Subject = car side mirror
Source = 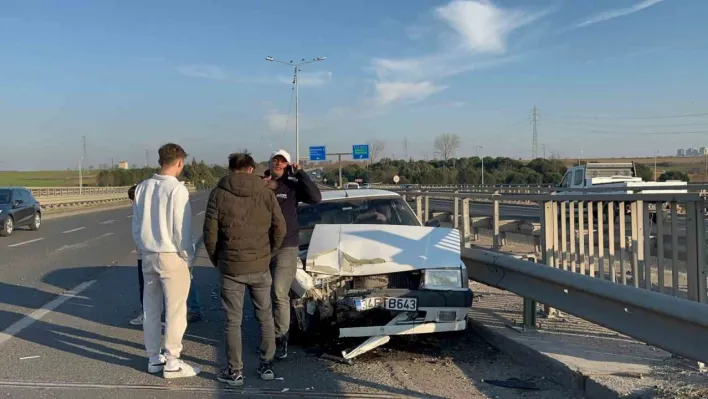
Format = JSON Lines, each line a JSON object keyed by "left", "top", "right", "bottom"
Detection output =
{"left": 12, "top": 200, "right": 23, "bottom": 208}
{"left": 424, "top": 219, "right": 441, "bottom": 227}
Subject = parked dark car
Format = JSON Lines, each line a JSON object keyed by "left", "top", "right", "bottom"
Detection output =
{"left": 0, "top": 188, "right": 42, "bottom": 237}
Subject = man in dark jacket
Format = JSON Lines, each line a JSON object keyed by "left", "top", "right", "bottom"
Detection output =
{"left": 203, "top": 153, "right": 286, "bottom": 386}
{"left": 265, "top": 149, "right": 321, "bottom": 359}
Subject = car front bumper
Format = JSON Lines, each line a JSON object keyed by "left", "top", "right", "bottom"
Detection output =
{"left": 338, "top": 287, "right": 473, "bottom": 338}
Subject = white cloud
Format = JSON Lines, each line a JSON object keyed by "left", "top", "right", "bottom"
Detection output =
{"left": 574, "top": 0, "right": 665, "bottom": 29}
{"left": 265, "top": 111, "right": 290, "bottom": 133}
{"left": 369, "top": 1, "right": 546, "bottom": 107}
{"left": 375, "top": 81, "right": 447, "bottom": 105}
{"left": 435, "top": 0, "right": 542, "bottom": 54}
{"left": 176, "top": 64, "right": 231, "bottom": 81}
{"left": 276, "top": 71, "right": 332, "bottom": 87}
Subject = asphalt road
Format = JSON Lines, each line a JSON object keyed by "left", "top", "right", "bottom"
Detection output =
{"left": 0, "top": 191, "right": 579, "bottom": 399}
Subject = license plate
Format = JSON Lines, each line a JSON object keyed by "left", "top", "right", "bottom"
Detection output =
{"left": 384, "top": 297, "right": 417, "bottom": 311}
{"left": 353, "top": 297, "right": 417, "bottom": 311}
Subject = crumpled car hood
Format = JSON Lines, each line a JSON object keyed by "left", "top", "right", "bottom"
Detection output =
{"left": 304, "top": 224, "right": 461, "bottom": 276}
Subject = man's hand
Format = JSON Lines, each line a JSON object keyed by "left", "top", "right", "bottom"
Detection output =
{"left": 291, "top": 163, "right": 300, "bottom": 172}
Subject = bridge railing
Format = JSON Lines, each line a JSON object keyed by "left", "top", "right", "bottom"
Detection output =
{"left": 27, "top": 183, "right": 197, "bottom": 198}
{"left": 463, "top": 247, "right": 708, "bottom": 364}
{"left": 401, "top": 189, "right": 708, "bottom": 306}
{"left": 378, "top": 183, "right": 708, "bottom": 195}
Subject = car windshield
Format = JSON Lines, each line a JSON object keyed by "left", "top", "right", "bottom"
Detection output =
{"left": 0, "top": 189, "right": 10, "bottom": 204}
{"left": 297, "top": 197, "right": 420, "bottom": 249}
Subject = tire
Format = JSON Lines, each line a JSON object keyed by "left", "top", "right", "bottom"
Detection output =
{"left": 0, "top": 216, "right": 14, "bottom": 237}
{"left": 29, "top": 212, "right": 41, "bottom": 231}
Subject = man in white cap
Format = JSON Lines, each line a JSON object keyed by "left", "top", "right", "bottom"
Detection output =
{"left": 264, "top": 149, "right": 321, "bottom": 359}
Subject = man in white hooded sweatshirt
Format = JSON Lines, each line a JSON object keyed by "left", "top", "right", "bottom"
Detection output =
{"left": 132, "top": 143, "right": 199, "bottom": 378}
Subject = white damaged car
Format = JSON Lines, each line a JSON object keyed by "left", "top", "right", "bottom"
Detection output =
{"left": 290, "top": 189, "right": 473, "bottom": 361}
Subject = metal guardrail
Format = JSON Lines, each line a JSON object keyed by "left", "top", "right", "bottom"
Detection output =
{"left": 378, "top": 183, "right": 708, "bottom": 195}
{"left": 462, "top": 248, "right": 708, "bottom": 364}
{"left": 400, "top": 189, "right": 708, "bottom": 306}
{"left": 27, "top": 184, "right": 197, "bottom": 198}
{"left": 29, "top": 186, "right": 131, "bottom": 197}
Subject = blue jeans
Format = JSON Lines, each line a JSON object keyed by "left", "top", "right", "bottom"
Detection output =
{"left": 187, "top": 281, "right": 201, "bottom": 313}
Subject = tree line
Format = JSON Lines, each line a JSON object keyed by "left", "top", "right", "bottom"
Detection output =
{"left": 95, "top": 158, "right": 229, "bottom": 189}
{"left": 322, "top": 157, "right": 691, "bottom": 186}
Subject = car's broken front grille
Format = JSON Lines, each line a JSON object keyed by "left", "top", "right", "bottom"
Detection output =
{"left": 352, "top": 272, "right": 421, "bottom": 290}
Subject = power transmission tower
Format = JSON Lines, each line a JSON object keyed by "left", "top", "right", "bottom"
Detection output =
{"left": 531, "top": 105, "right": 538, "bottom": 159}
{"left": 145, "top": 150, "right": 149, "bottom": 167}
{"left": 404, "top": 137, "right": 409, "bottom": 160}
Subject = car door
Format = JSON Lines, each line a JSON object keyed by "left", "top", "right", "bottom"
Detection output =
{"left": 13, "top": 190, "right": 32, "bottom": 225}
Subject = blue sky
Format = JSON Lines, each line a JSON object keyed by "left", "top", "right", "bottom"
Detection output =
{"left": 2, "top": 0, "right": 708, "bottom": 170}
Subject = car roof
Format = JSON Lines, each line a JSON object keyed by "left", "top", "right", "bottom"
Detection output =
{"left": 318, "top": 189, "right": 401, "bottom": 202}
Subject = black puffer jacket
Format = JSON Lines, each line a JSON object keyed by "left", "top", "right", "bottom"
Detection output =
{"left": 266, "top": 168, "right": 322, "bottom": 248}
{"left": 203, "top": 172, "right": 286, "bottom": 276}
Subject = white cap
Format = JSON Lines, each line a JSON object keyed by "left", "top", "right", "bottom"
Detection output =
{"left": 270, "top": 149, "right": 291, "bottom": 163}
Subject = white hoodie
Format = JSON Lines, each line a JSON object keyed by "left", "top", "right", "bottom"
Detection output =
{"left": 132, "top": 174, "right": 195, "bottom": 261}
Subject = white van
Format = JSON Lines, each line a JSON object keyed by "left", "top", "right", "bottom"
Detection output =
{"left": 344, "top": 182, "right": 360, "bottom": 190}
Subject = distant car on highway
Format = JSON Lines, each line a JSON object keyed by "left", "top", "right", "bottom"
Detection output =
{"left": 0, "top": 188, "right": 42, "bottom": 237}
{"left": 291, "top": 189, "right": 471, "bottom": 360}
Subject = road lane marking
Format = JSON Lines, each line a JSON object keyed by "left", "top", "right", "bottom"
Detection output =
{"left": 62, "top": 227, "right": 85, "bottom": 234}
{"left": 7, "top": 238, "right": 44, "bottom": 248}
{"left": 197, "top": 211, "right": 205, "bottom": 216}
{"left": 100, "top": 220, "right": 116, "bottom": 225}
{"left": 0, "top": 280, "right": 96, "bottom": 347}
{"left": 126, "top": 215, "right": 133, "bottom": 219}
{"left": 54, "top": 232, "right": 114, "bottom": 253}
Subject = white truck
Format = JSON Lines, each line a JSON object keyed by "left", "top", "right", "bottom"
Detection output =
{"left": 556, "top": 162, "right": 688, "bottom": 221}
{"left": 557, "top": 162, "right": 687, "bottom": 193}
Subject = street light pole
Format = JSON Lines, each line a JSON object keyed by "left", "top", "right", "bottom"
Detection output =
{"left": 266, "top": 56, "right": 326, "bottom": 164}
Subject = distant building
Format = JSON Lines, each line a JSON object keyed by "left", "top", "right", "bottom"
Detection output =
{"left": 677, "top": 149, "right": 685, "bottom": 157}
{"left": 118, "top": 161, "right": 129, "bottom": 169}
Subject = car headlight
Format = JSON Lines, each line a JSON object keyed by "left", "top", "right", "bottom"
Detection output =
{"left": 421, "top": 269, "right": 463, "bottom": 290}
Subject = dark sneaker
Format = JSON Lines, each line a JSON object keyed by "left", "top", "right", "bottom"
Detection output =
{"left": 257, "top": 362, "right": 275, "bottom": 381}
{"left": 275, "top": 337, "right": 288, "bottom": 360}
{"left": 217, "top": 368, "right": 244, "bottom": 386}
{"left": 187, "top": 311, "right": 202, "bottom": 323}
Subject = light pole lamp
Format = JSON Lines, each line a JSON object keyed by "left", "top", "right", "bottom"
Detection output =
{"left": 475, "top": 146, "right": 484, "bottom": 185}
{"left": 265, "top": 56, "right": 326, "bottom": 164}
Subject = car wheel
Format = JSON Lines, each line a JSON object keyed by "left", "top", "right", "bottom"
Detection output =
{"left": 0, "top": 216, "right": 13, "bottom": 237}
{"left": 29, "top": 212, "right": 41, "bottom": 231}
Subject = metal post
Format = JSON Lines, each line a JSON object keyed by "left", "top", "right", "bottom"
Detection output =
{"left": 424, "top": 195, "right": 430, "bottom": 223}
{"left": 685, "top": 200, "right": 704, "bottom": 302}
{"left": 453, "top": 190, "right": 460, "bottom": 228}
{"left": 338, "top": 154, "right": 342, "bottom": 188}
{"left": 416, "top": 196, "right": 423, "bottom": 223}
{"left": 79, "top": 158, "right": 83, "bottom": 195}
{"left": 492, "top": 191, "right": 500, "bottom": 250}
{"left": 294, "top": 65, "right": 299, "bottom": 164}
{"left": 462, "top": 198, "right": 470, "bottom": 247}
{"left": 541, "top": 200, "right": 559, "bottom": 318}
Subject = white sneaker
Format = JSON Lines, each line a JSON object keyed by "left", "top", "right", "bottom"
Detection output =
{"left": 147, "top": 354, "right": 167, "bottom": 373}
{"left": 130, "top": 313, "right": 144, "bottom": 325}
{"left": 163, "top": 360, "right": 200, "bottom": 379}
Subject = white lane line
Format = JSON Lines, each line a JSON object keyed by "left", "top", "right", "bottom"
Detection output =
{"left": 55, "top": 232, "right": 114, "bottom": 253}
{"left": 0, "top": 280, "right": 96, "bottom": 347}
{"left": 126, "top": 215, "right": 133, "bottom": 219}
{"left": 100, "top": 220, "right": 116, "bottom": 225}
{"left": 7, "top": 238, "right": 44, "bottom": 248}
{"left": 62, "top": 227, "right": 85, "bottom": 234}
{"left": 197, "top": 211, "right": 205, "bottom": 216}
